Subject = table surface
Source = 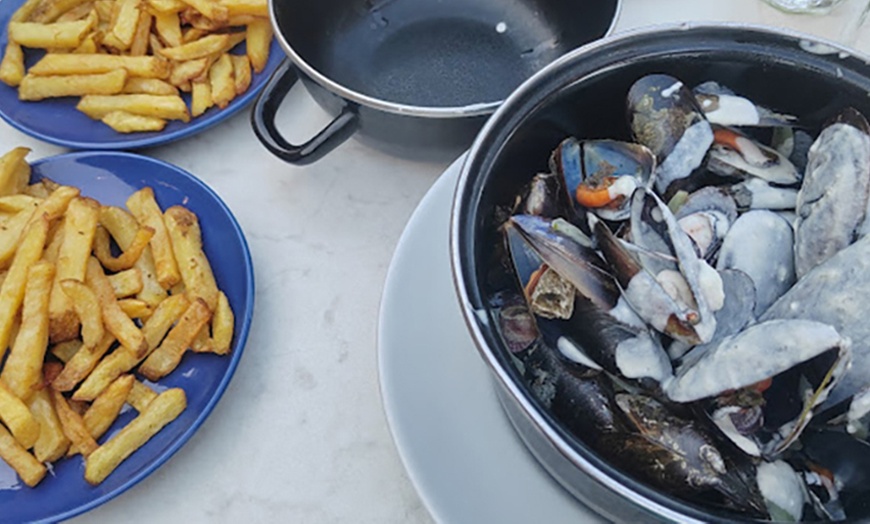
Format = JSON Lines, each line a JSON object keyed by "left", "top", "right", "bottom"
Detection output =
{"left": 1, "top": 1, "right": 869, "bottom": 522}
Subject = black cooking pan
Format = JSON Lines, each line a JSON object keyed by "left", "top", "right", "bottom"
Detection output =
{"left": 252, "top": 0, "right": 621, "bottom": 164}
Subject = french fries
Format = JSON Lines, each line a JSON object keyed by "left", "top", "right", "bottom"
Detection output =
{"left": 85, "top": 388, "right": 186, "bottom": 484}
{"left": 0, "top": 148, "right": 235, "bottom": 488}
{"left": 1, "top": 0, "right": 273, "bottom": 130}
{"left": 0, "top": 261, "right": 54, "bottom": 400}
{"left": 0, "top": 423, "right": 45, "bottom": 487}
{"left": 127, "top": 187, "right": 180, "bottom": 288}
{"left": 18, "top": 69, "right": 128, "bottom": 100}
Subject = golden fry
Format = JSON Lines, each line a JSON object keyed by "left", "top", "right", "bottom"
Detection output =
{"left": 0, "top": 423, "right": 46, "bottom": 487}
{"left": 146, "top": 0, "right": 186, "bottom": 13}
{"left": 49, "top": 196, "right": 98, "bottom": 344}
{"left": 60, "top": 280, "right": 105, "bottom": 349}
{"left": 51, "top": 333, "right": 115, "bottom": 392}
{"left": 55, "top": 2, "right": 95, "bottom": 23}
{"left": 72, "top": 33, "right": 99, "bottom": 54}
{"left": 158, "top": 33, "right": 229, "bottom": 61}
{"left": 0, "top": 216, "right": 49, "bottom": 363}
{"left": 190, "top": 79, "right": 212, "bottom": 117}
{"left": 110, "top": 0, "right": 142, "bottom": 49}
{"left": 220, "top": 0, "right": 266, "bottom": 17}
{"left": 164, "top": 206, "right": 218, "bottom": 310}
{"left": 29, "top": 53, "right": 171, "bottom": 79}
{"left": 77, "top": 94, "right": 190, "bottom": 122}
{"left": 0, "top": 147, "right": 31, "bottom": 198}
{"left": 0, "top": 42, "right": 26, "bottom": 87}
{"left": 1, "top": 261, "right": 54, "bottom": 400}
{"left": 126, "top": 380, "right": 157, "bottom": 412}
{"left": 129, "top": 10, "right": 152, "bottom": 56}
{"left": 31, "top": 0, "right": 94, "bottom": 23}
{"left": 18, "top": 70, "right": 128, "bottom": 101}
{"left": 179, "top": 0, "right": 227, "bottom": 22}
{"left": 52, "top": 388, "right": 99, "bottom": 457}
{"left": 122, "top": 77, "right": 177, "bottom": 96}
{"left": 246, "top": 18, "right": 271, "bottom": 73}
{"left": 27, "top": 388, "right": 70, "bottom": 462}
{"left": 0, "top": 381, "right": 40, "bottom": 450}
{"left": 70, "top": 374, "right": 134, "bottom": 455}
{"left": 211, "top": 290, "right": 233, "bottom": 354}
{"left": 126, "top": 187, "right": 180, "bottom": 289}
{"left": 153, "top": 11, "right": 182, "bottom": 47}
{"left": 168, "top": 57, "right": 208, "bottom": 86}
{"left": 231, "top": 54, "right": 250, "bottom": 95}
{"left": 86, "top": 257, "right": 147, "bottom": 356}
{"left": 50, "top": 339, "right": 82, "bottom": 363}
{"left": 0, "top": 195, "right": 40, "bottom": 213}
{"left": 74, "top": 293, "right": 189, "bottom": 400}
{"left": 118, "top": 298, "right": 152, "bottom": 319}
{"left": 100, "top": 206, "right": 166, "bottom": 306}
{"left": 0, "top": 207, "right": 38, "bottom": 268}
{"left": 85, "top": 388, "right": 186, "bottom": 484}
{"left": 208, "top": 53, "right": 234, "bottom": 109}
{"left": 8, "top": 15, "right": 96, "bottom": 49}
{"left": 108, "top": 268, "right": 143, "bottom": 298}
{"left": 94, "top": 224, "right": 155, "bottom": 272}
{"left": 139, "top": 298, "right": 211, "bottom": 380}
{"left": 101, "top": 111, "right": 167, "bottom": 133}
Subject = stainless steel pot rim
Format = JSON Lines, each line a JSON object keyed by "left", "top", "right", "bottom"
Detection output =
{"left": 449, "top": 21, "right": 870, "bottom": 522}
{"left": 266, "top": 0, "right": 622, "bottom": 118}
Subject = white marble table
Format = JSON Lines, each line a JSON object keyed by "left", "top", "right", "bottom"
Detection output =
{"left": 1, "top": 0, "right": 868, "bottom": 522}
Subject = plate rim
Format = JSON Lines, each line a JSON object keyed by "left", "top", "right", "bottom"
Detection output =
{"left": 0, "top": 0, "right": 282, "bottom": 151}
{"left": 18, "top": 150, "right": 255, "bottom": 523}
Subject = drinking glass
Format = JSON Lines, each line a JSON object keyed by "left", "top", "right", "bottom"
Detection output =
{"left": 760, "top": 0, "right": 870, "bottom": 48}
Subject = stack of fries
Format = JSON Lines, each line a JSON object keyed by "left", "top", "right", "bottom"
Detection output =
{"left": 0, "top": 146, "right": 234, "bottom": 487}
{"left": 0, "top": 0, "right": 272, "bottom": 133}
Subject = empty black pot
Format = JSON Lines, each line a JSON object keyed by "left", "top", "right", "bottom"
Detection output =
{"left": 252, "top": 0, "right": 620, "bottom": 164}
{"left": 451, "top": 23, "right": 870, "bottom": 523}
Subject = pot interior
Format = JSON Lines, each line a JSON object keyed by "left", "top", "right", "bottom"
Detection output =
{"left": 455, "top": 26, "right": 870, "bottom": 522}
{"left": 272, "top": 0, "right": 618, "bottom": 107}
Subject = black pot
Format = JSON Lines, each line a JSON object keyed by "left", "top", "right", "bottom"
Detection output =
{"left": 451, "top": 23, "right": 870, "bottom": 523}
{"left": 252, "top": 0, "right": 620, "bottom": 164}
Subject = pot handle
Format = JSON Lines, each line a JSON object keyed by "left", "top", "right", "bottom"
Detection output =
{"left": 252, "top": 59, "right": 360, "bottom": 165}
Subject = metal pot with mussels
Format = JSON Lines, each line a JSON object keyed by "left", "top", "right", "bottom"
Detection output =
{"left": 452, "top": 24, "right": 870, "bottom": 523}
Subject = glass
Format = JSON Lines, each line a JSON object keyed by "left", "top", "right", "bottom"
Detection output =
{"left": 763, "top": 0, "right": 849, "bottom": 13}
{"left": 760, "top": 0, "right": 870, "bottom": 48}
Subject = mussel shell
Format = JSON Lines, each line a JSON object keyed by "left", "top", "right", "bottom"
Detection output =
{"left": 507, "top": 215, "right": 618, "bottom": 310}
{"left": 716, "top": 210, "right": 795, "bottom": 317}
{"left": 706, "top": 126, "right": 801, "bottom": 186}
{"left": 794, "top": 107, "right": 870, "bottom": 278}
{"left": 550, "top": 138, "right": 656, "bottom": 221}
{"left": 763, "top": 233, "right": 870, "bottom": 411}
{"left": 693, "top": 81, "right": 797, "bottom": 128}
{"left": 627, "top": 74, "right": 713, "bottom": 195}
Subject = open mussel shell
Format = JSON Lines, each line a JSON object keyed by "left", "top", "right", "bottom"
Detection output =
{"left": 621, "top": 189, "right": 722, "bottom": 344}
{"left": 672, "top": 186, "right": 738, "bottom": 261}
{"left": 707, "top": 126, "right": 801, "bottom": 186}
{"left": 549, "top": 138, "right": 656, "bottom": 221}
{"left": 665, "top": 319, "right": 851, "bottom": 459}
{"left": 506, "top": 214, "right": 616, "bottom": 308}
{"left": 693, "top": 81, "right": 797, "bottom": 128}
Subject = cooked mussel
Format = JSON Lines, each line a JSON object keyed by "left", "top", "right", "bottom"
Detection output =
{"left": 666, "top": 319, "right": 851, "bottom": 459}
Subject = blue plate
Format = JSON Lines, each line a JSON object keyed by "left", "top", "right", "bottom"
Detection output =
{"left": 0, "top": 151, "right": 255, "bottom": 523}
{"left": 0, "top": 0, "right": 283, "bottom": 150}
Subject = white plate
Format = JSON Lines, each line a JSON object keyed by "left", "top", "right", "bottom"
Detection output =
{"left": 378, "top": 155, "right": 606, "bottom": 523}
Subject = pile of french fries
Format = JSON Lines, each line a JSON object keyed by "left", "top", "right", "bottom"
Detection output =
{"left": 0, "top": 0, "right": 272, "bottom": 133}
{"left": 0, "top": 146, "right": 234, "bottom": 487}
